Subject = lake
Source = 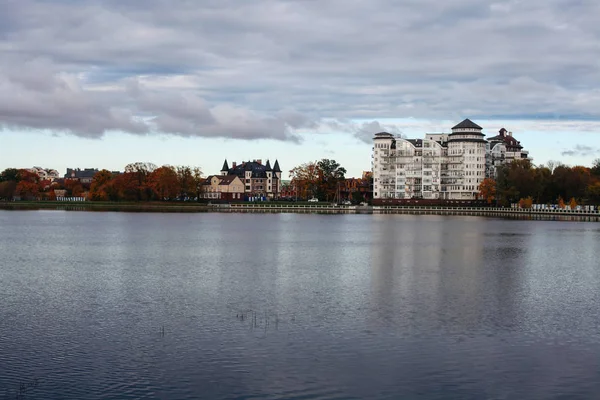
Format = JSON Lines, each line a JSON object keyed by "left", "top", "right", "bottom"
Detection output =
{"left": 1, "top": 211, "right": 600, "bottom": 399}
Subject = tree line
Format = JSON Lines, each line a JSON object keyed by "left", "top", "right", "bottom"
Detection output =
{"left": 288, "top": 158, "right": 364, "bottom": 202}
{"left": 479, "top": 159, "right": 600, "bottom": 207}
{"left": 0, "top": 163, "right": 204, "bottom": 201}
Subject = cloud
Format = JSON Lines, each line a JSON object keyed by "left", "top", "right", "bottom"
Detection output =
{"left": 561, "top": 144, "right": 600, "bottom": 157}
{"left": 1, "top": 0, "right": 600, "bottom": 141}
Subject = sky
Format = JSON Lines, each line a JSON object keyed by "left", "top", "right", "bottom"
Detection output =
{"left": 1, "top": 0, "right": 600, "bottom": 179}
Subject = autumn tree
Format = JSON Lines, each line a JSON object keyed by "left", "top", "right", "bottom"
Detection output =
{"left": 176, "top": 166, "right": 196, "bottom": 200}
{"left": 569, "top": 197, "right": 578, "bottom": 209}
{"left": 518, "top": 196, "right": 533, "bottom": 209}
{"left": 478, "top": 178, "right": 496, "bottom": 205}
{"left": 149, "top": 166, "right": 179, "bottom": 200}
{"left": 124, "top": 162, "right": 157, "bottom": 201}
{"left": 89, "top": 170, "right": 114, "bottom": 201}
{"left": 192, "top": 167, "right": 204, "bottom": 200}
{"left": 0, "top": 181, "right": 17, "bottom": 200}
{"left": 289, "top": 162, "right": 320, "bottom": 199}
{"left": 16, "top": 181, "right": 39, "bottom": 199}
{"left": 557, "top": 196, "right": 566, "bottom": 209}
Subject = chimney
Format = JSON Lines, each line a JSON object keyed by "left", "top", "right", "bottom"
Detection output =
{"left": 232, "top": 162, "right": 237, "bottom": 168}
{"left": 509, "top": 132, "right": 512, "bottom": 137}
{"left": 257, "top": 159, "right": 262, "bottom": 165}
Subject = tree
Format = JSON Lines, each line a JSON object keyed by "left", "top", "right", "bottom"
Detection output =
{"left": 586, "top": 181, "right": 600, "bottom": 203}
{"left": 558, "top": 196, "right": 566, "bottom": 209}
{"left": 124, "top": 162, "right": 157, "bottom": 201}
{"left": 0, "top": 168, "right": 19, "bottom": 182}
{"left": 478, "top": 178, "right": 496, "bottom": 205}
{"left": 148, "top": 166, "right": 179, "bottom": 200}
{"left": 591, "top": 159, "right": 600, "bottom": 177}
{"left": 192, "top": 167, "right": 204, "bottom": 201}
{"left": 351, "top": 190, "right": 364, "bottom": 204}
{"left": 316, "top": 159, "right": 346, "bottom": 201}
{"left": 16, "top": 181, "right": 39, "bottom": 199}
{"left": 89, "top": 170, "right": 114, "bottom": 201}
{"left": 518, "top": 197, "right": 533, "bottom": 209}
{"left": 0, "top": 181, "right": 17, "bottom": 200}
{"left": 176, "top": 166, "right": 195, "bottom": 200}
{"left": 569, "top": 197, "right": 578, "bottom": 209}
{"left": 289, "top": 162, "right": 320, "bottom": 200}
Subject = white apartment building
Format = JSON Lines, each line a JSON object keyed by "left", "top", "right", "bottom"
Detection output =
{"left": 372, "top": 119, "right": 529, "bottom": 201}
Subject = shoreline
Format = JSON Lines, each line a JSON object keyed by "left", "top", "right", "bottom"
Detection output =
{"left": 1, "top": 201, "right": 599, "bottom": 221}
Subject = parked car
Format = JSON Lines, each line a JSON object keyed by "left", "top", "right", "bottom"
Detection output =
{"left": 308, "top": 198, "right": 319, "bottom": 203}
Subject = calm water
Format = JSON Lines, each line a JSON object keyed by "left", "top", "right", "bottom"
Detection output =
{"left": 1, "top": 211, "right": 600, "bottom": 399}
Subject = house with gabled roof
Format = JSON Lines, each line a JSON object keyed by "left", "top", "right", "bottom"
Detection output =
{"left": 219, "top": 158, "right": 282, "bottom": 198}
{"left": 200, "top": 174, "right": 244, "bottom": 201}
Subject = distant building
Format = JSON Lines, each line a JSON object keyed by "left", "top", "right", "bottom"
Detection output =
{"left": 219, "top": 159, "right": 282, "bottom": 198}
{"left": 28, "top": 167, "right": 60, "bottom": 181}
{"left": 372, "top": 119, "right": 530, "bottom": 201}
{"left": 200, "top": 175, "right": 245, "bottom": 201}
{"left": 64, "top": 168, "right": 99, "bottom": 184}
{"left": 486, "top": 128, "right": 530, "bottom": 178}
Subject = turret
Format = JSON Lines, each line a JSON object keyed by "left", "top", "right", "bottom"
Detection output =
{"left": 220, "top": 159, "right": 229, "bottom": 176}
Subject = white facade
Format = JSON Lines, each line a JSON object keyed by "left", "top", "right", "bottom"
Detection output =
{"left": 372, "top": 119, "right": 529, "bottom": 201}
{"left": 27, "top": 167, "right": 60, "bottom": 181}
{"left": 486, "top": 128, "right": 530, "bottom": 178}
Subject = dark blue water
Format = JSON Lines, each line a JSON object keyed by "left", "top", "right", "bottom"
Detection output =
{"left": 1, "top": 211, "right": 600, "bottom": 399}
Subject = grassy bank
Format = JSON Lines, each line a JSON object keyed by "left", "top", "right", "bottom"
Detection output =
{"left": 0, "top": 201, "right": 212, "bottom": 213}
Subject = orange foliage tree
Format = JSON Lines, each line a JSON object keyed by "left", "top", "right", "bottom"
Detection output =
{"left": 90, "top": 170, "right": 114, "bottom": 201}
{"left": 149, "top": 166, "right": 179, "bottom": 200}
{"left": 16, "top": 181, "right": 39, "bottom": 199}
{"left": 478, "top": 178, "right": 496, "bottom": 205}
{"left": 557, "top": 196, "right": 566, "bottom": 209}
{"left": 289, "top": 162, "right": 320, "bottom": 200}
{"left": 569, "top": 197, "right": 578, "bottom": 209}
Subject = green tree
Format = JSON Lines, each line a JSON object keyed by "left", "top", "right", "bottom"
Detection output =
{"left": 0, "top": 168, "right": 20, "bottom": 182}
{"left": 591, "top": 159, "right": 600, "bottom": 177}
{"left": 316, "top": 159, "right": 346, "bottom": 201}
{"left": 351, "top": 190, "right": 364, "bottom": 204}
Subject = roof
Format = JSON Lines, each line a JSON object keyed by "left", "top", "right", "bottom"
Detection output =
{"left": 273, "top": 160, "right": 281, "bottom": 173}
{"left": 452, "top": 119, "right": 482, "bottom": 130}
{"left": 218, "top": 175, "right": 239, "bottom": 185}
{"left": 488, "top": 128, "right": 523, "bottom": 149}
{"left": 221, "top": 159, "right": 229, "bottom": 171}
{"left": 65, "top": 168, "right": 98, "bottom": 179}
{"left": 265, "top": 160, "right": 272, "bottom": 171}
{"left": 374, "top": 132, "right": 394, "bottom": 139}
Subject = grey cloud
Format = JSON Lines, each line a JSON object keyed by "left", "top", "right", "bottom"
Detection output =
{"left": 561, "top": 144, "right": 600, "bottom": 157}
{"left": 1, "top": 0, "right": 600, "bottom": 140}
{"left": 353, "top": 121, "right": 406, "bottom": 144}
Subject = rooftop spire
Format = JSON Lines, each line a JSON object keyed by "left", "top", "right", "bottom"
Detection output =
{"left": 221, "top": 159, "right": 229, "bottom": 172}
{"left": 273, "top": 160, "right": 281, "bottom": 173}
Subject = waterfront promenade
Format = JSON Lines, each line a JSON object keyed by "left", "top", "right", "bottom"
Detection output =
{"left": 2, "top": 201, "right": 599, "bottom": 220}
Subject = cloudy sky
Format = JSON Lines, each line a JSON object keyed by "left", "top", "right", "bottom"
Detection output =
{"left": 2, "top": 0, "right": 600, "bottom": 178}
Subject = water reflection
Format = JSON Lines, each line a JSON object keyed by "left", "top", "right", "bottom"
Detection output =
{"left": 1, "top": 211, "right": 600, "bottom": 399}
